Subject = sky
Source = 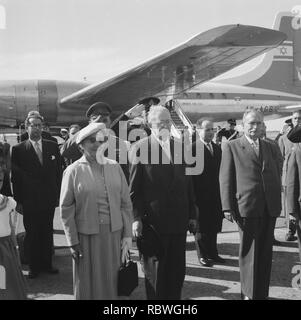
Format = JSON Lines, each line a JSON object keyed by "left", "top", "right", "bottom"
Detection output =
{"left": 0, "top": 0, "right": 299, "bottom": 83}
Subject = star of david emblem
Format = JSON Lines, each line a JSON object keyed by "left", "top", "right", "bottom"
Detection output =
{"left": 279, "top": 47, "right": 287, "bottom": 55}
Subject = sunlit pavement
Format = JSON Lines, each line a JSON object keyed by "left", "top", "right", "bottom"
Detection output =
{"left": 23, "top": 210, "right": 301, "bottom": 300}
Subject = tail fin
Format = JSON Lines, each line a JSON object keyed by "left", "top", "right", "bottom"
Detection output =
{"left": 220, "top": 10, "right": 301, "bottom": 94}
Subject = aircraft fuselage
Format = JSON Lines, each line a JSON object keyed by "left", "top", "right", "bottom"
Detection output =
{"left": 0, "top": 79, "right": 300, "bottom": 127}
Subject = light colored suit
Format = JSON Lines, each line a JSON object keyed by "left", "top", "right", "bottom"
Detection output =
{"left": 219, "top": 135, "right": 282, "bottom": 299}
{"left": 60, "top": 155, "right": 133, "bottom": 247}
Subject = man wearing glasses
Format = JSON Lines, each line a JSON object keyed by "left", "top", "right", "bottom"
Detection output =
{"left": 278, "top": 110, "right": 301, "bottom": 241}
{"left": 11, "top": 111, "right": 63, "bottom": 279}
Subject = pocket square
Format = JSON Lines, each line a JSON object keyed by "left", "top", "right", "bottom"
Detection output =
{"left": 51, "top": 155, "right": 56, "bottom": 160}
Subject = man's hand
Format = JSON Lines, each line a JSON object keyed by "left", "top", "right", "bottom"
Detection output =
{"left": 132, "top": 220, "right": 142, "bottom": 238}
{"left": 289, "top": 214, "right": 297, "bottom": 221}
{"left": 70, "top": 244, "right": 83, "bottom": 261}
{"left": 125, "top": 104, "right": 145, "bottom": 119}
{"left": 16, "top": 203, "right": 23, "bottom": 215}
{"left": 224, "top": 211, "right": 234, "bottom": 223}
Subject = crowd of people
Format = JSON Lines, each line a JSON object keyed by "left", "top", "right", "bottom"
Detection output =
{"left": 0, "top": 100, "right": 301, "bottom": 301}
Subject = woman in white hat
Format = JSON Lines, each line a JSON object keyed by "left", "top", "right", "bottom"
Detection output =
{"left": 59, "top": 123, "right": 133, "bottom": 300}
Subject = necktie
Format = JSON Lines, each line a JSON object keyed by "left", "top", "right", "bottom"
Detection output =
{"left": 207, "top": 143, "right": 213, "bottom": 155}
{"left": 34, "top": 141, "right": 43, "bottom": 165}
{"left": 251, "top": 141, "right": 259, "bottom": 157}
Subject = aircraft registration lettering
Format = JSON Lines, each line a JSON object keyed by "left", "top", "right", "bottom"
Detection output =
{"left": 247, "top": 106, "right": 277, "bottom": 113}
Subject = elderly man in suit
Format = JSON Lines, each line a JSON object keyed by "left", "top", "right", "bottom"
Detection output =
{"left": 129, "top": 105, "right": 197, "bottom": 300}
{"left": 219, "top": 109, "right": 282, "bottom": 300}
{"left": 11, "top": 112, "right": 63, "bottom": 279}
{"left": 285, "top": 146, "right": 301, "bottom": 262}
{"left": 192, "top": 118, "right": 224, "bottom": 267}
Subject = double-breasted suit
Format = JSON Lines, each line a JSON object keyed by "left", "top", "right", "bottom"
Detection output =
{"left": 129, "top": 135, "right": 196, "bottom": 299}
{"left": 11, "top": 139, "right": 62, "bottom": 273}
{"left": 219, "top": 135, "right": 282, "bottom": 299}
{"left": 192, "top": 140, "right": 223, "bottom": 260}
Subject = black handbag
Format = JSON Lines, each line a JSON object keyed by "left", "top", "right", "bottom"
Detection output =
{"left": 117, "top": 252, "right": 138, "bottom": 296}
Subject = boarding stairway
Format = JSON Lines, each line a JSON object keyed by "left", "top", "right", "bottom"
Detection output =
{"left": 165, "top": 99, "right": 194, "bottom": 139}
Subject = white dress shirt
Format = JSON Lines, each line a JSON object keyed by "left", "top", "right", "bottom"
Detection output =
{"left": 29, "top": 138, "right": 43, "bottom": 153}
{"left": 244, "top": 135, "right": 260, "bottom": 156}
{"left": 152, "top": 133, "right": 171, "bottom": 161}
{"left": 199, "top": 138, "right": 213, "bottom": 155}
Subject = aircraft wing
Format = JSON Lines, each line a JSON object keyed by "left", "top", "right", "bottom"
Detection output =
{"left": 60, "top": 24, "right": 286, "bottom": 111}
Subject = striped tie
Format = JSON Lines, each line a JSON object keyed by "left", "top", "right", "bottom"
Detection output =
{"left": 35, "top": 142, "right": 43, "bottom": 165}
{"left": 251, "top": 141, "right": 259, "bottom": 157}
{"left": 207, "top": 143, "right": 213, "bottom": 155}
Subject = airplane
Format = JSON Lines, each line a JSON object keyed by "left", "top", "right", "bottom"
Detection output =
{"left": 0, "top": 23, "right": 285, "bottom": 130}
{"left": 177, "top": 10, "right": 301, "bottom": 124}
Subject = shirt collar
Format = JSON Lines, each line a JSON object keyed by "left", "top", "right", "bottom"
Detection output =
{"left": 199, "top": 137, "right": 212, "bottom": 146}
{"left": 151, "top": 132, "right": 170, "bottom": 145}
{"left": 29, "top": 138, "right": 42, "bottom": 148}
{"left": 244, "top": 134, "right": 259, "bottom": 146}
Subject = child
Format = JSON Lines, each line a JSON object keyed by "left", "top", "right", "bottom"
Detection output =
{"left": 0, "top": 151, "right": 27, "bottom": 300}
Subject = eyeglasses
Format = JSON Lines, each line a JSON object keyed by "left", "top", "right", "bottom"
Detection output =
{"left": 86, "top": 136, "right": 108, "bottom": 144}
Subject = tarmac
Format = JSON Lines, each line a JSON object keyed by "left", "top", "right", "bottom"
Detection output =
{"left": 21, "top": 209, "right": 301, "bottom": 300}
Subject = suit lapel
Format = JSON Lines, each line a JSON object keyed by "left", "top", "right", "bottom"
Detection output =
{"left": 259, "top": 139, "right": 269, "bottom": 172}
{"left": 42, "top": 140, "right": 48, "bottom": 168}
{"left": 25, "top": 140, "right": 42, "bottom": 167}
{"left": 240, "top": 135, "right": 261, "bottom": 166}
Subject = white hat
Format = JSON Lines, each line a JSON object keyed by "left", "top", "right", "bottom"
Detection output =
{"left": 76, "top": 122, "right": 106, "bottom": 144}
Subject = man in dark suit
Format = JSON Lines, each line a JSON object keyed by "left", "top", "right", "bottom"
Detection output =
{"left": 285, "top": 146, "right": 301, "bottom": 262}
{"left": 219, "top": 109, "right": 282, "bottom": 300}
{"left": 11, "top": 112, "right": 63, "bottom": 278}
{"left": 129, "top": 105, "right": 197, "bottom": 300}
{"left": 278, "top": 111, "right": 301, "bottom": 241}
{"left": 192, "top": 118, "right": 224, "bottom": 267}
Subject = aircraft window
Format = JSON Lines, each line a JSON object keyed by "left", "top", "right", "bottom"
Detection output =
{"left": 222, "top": 93, "right": 227, "bottom": 98}
{"left": 209, "top": 93, "right": 214, "bottom": 98}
